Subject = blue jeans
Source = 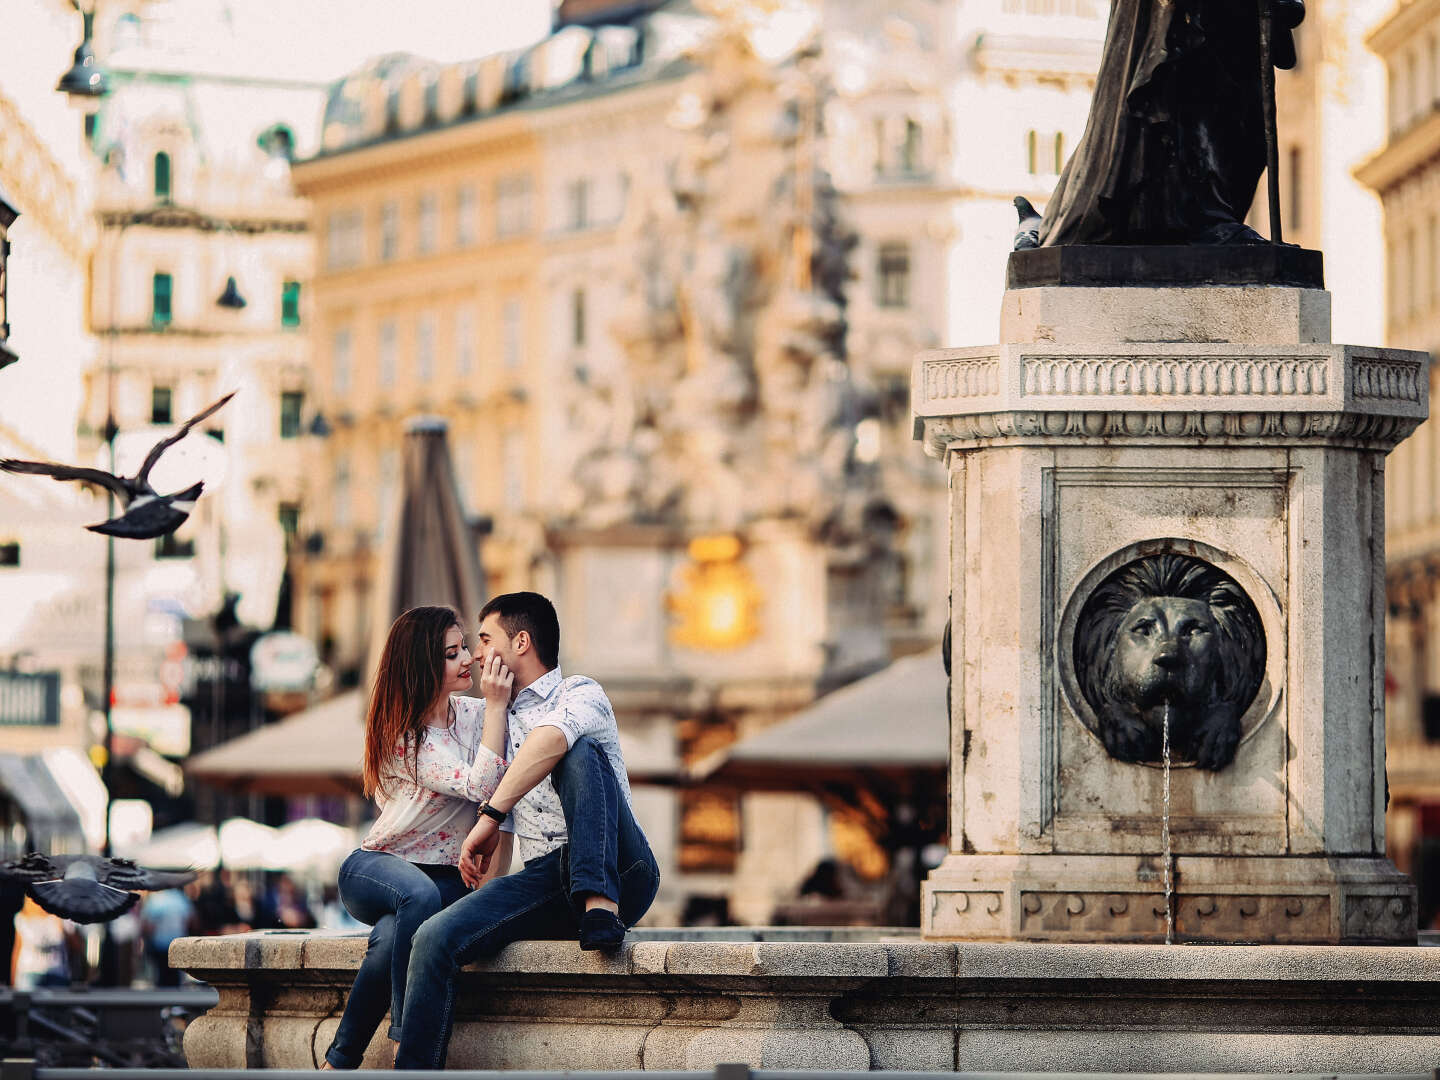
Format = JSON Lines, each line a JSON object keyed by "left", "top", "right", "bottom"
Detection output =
{"left": 395, "top": 736, "right": 659, "bottom": 1069}
{"left": 324, "top": 849, "right": 470, "bottom": 1069}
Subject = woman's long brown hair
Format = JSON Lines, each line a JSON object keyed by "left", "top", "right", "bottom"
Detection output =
{"left": 362, "top": 605, "right": 463, "bottom": 799}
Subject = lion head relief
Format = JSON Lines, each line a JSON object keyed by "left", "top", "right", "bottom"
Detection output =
{"left": 1072, "top": 553, "right": 1266, "bottom": 771}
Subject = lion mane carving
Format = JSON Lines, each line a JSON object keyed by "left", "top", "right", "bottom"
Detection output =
{"left": 1073, "top": 553, "right": 1265, "bottom": 771}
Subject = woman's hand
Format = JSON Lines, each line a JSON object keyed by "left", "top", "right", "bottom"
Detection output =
{"left": 479, "top": 653, "right": 514, "bottom": 709}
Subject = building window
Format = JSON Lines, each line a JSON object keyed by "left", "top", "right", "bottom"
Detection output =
{"left": 153, "top": 151, "right": 172, "bottom": 201}
{"left": 457, "top": 185, "right": 477, "bottom": 247}
{"left": 566, "top": 178, "right": 589, "bottom": 230}
{"left": 1026, "top": 130, "right": 1038, "bottom": 174}
{"left": 151, "top": 272, "right": 172, "bottom": 326}
{"left": 279, "top": 390, "right": 304, "bottom": 439}
{"left": 497, "top": 175, "right": 531, "bottom": 237}
{"left": 900, "top": 119, "right": 923, "bottom": 175}
{"left": 1054, "top": 132, "right": 1066, "bottom": 173}
{"left": 380, "top": 201, "right": 399, "bottom": 261}
{"left": 281, "top": 280, "right": 301, "bottom": 327}
{"left": 0, "top": 541, "right": 18, "bottom": 567}
{"left": 333, "top": 328, "right": 353, "bottom": 395}
{"left": 502, "top": 430, "right": 524, "bottom": 508}
{"left": 154, "top": 531, "right": 194, "bottom": 559}
{"left": 417, "top": 314, "right": 436, "bottom": 382}
{"left": 151, "top": 385, "right": 173, "bottom": 425}
{"left": 571, "top": 288, "right": 586, "bottom": 347}
{"left": 876, "top": 243, "right": 910, "bottom": 308}
{"left": 873, "top": 116, "right": 886, "bottom": 175}
{"left": 456, "top": 306, "right": 475, "bottom": 375}
{"left": 502, "top": 298, "right": 523, "bottom": 368}
{"left": 334, "top": 456, "right": 351, "bottom": 528}
{"left": 377, "top": 449, "right": 398, "bottom": 540}
{"left": 326, "top": 210, "right": 362, "bottom": 269}
{"left": 278, "top": 503, "right": 300, "bottom": 540}
{"left": 379, "top": 320, "right": 398, "bottom": 387}
{"left": 417, "top": 193, "right": 437, "bottom": 254}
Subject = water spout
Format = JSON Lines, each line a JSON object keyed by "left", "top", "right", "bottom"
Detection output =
{"left": 1161, "top": 703, "right": 1174, "bottom": 945}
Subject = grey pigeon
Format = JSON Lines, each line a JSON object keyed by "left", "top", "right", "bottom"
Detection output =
{"left": 1013, "top": 196, "right": 1042, "bottom": 251}
{"left": 0, "top": 853, "right": 197, "bottom": 924}
{"left": 0, "top": 391, "right": 234, "bottom": 540}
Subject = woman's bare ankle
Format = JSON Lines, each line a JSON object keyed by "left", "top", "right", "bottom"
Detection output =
{"left": 582, "top": 893, "right": 619, "bottom": 915}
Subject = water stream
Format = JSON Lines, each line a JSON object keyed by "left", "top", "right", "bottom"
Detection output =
{"left": 1161, "top": 704, "right": 1174, "bottom": 945}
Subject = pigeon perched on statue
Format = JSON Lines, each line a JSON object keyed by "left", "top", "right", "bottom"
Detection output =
{"left": 0, "top": 853, "right": 197, "bottom": 924}
{"left": 0, "top": 390, "right": 235, "bottom": 540}
{"left": 1012, "top": 196, "right": 1042, "bottom": 251}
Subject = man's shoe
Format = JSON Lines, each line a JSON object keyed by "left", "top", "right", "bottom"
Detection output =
{"left": 578, "top": 908, "right": 626, "bottom": 951}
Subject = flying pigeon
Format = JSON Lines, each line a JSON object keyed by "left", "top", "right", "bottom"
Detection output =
{"left": 0, "top": 391, "right": 235, "bottom": 540}
{"left": 0, "top": 853, "right": 197, "bottom": 924}
{"left": 1013, "top": 196, "right": 1042, "bottom": 251}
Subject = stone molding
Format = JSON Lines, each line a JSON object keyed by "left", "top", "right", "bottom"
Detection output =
{"left": 913, "top": 343, "right": 1430, "bottom": 457}
{"left": 172, "top": 931, "right": 1440, "bottom": 1073}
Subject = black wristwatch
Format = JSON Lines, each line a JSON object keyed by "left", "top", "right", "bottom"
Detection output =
{"left": 477, "top": 800, "right": 508, "bottom": 824}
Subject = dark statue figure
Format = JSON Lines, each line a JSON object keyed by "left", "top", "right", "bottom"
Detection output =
{"left": 1073, "top": 554, "right": 1265, "bottom": 771}
{"left": 1031, "top": 0, "right": 1305, "bottom": 247}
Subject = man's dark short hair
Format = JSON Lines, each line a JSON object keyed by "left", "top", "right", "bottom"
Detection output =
{"left": 479, "top": 592, "right": 560, "bottom": 669}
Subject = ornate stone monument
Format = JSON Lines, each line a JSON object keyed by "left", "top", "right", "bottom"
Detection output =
{"left": 914, "top": 250, "right": 1429, "bottom": 943}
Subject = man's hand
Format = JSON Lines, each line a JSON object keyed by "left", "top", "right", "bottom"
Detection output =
{"left": 459, "top": 815, "right": 501, "bottom": 888}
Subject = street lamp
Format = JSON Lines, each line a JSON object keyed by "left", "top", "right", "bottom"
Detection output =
{"left": 56, "top": 5, "right": 109, "bottom": 101}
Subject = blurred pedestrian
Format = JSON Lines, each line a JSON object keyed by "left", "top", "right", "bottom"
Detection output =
{"left": 266, "top": 874, "right": 316, "bottom": 930}
{"left": 140, "top": 887, "right": 195, "bottom": 987}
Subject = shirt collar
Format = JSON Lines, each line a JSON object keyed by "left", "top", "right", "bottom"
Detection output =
{"left": 516, "top": 666, "right": 562, "bottom": 705}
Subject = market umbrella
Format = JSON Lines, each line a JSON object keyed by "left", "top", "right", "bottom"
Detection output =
{"left": 183, "top": 690, "right": 366, "bottom": 796}
{"left": 366, "top": 416, "right": 488, "bottom": 679}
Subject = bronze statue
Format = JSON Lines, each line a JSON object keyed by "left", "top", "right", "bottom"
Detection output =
{"left": 1073, "top": 554, "right": 1265, "bottom": 770}
{"left": 1031, "top": 0, "right": 1305, "bottom": 247}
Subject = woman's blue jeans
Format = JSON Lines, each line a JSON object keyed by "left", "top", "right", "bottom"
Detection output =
{"left": 323, "top": 849, "right": 470, "bottom": 1069}
{"left": 395, "top": 736, "right": 659, "bottom": 1070}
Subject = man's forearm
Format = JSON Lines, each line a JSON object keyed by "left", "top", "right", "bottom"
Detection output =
{"left": 487, "top": 726, "right": 568, "bottom": 812}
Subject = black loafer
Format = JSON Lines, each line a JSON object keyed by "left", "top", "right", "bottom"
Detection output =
{"left": 578, "top": 908, "right": 626, "bottom": 951}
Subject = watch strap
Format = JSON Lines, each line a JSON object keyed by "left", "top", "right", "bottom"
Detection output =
{"left": 478, "top": 800, "right": 507, "bottom": 823}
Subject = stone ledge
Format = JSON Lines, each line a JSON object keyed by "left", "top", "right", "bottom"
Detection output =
{"left": 172, "top": 931, "right": 1440, "bottom": 1072}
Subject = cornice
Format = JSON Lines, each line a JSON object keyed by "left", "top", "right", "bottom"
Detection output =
{"left": 1353, "top": 107, "right": 1440, "bottom": 195}
{"left": 912, "top": 342, "right": 1431, "bottom": 457}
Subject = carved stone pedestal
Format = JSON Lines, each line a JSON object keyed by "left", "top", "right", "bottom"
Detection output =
{"left": 914, "top": 261, "right": 1428, "bottom": 943}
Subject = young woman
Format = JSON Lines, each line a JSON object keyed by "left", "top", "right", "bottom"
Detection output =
{"left": 322, "top": 605, "right": 513, "bottom": 1070}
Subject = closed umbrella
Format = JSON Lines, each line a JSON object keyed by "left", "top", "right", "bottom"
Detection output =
{"left": 367, "top": 416, "right": 487, "bottom": 679}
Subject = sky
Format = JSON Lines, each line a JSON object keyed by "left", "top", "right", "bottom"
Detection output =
{"left": 119, "top": 0, "right": 554, "bottom": 82}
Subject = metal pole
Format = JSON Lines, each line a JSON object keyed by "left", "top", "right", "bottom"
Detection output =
{"left": 1259, "top": 0, "right": 1283, "bottom": 244}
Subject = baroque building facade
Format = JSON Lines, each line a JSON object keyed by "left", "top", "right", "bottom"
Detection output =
{"left": 291, "top": 0, "right": 1107, "bottom": 920}
{"left": 1357, "top": 0, "right": 1440, "bottom": 929}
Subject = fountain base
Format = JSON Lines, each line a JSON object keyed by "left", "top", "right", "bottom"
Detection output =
{"left": 923, "top": 853, "right": 1415, "bottom": 943}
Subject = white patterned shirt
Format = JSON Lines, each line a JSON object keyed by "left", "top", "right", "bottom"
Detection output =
{"left": 496, "top": 667, "right": 636, "bottom": 865}
{"left": 361, "top": 695, "right": 508, "bottom": 865}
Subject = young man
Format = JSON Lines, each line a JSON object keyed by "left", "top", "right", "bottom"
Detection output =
{"left": 394, "top": 592, "right": 659, "bottom": 1071}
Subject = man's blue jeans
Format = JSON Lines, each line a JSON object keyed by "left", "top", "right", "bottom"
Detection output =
{"left": 395, "top": 736, "right": 659, "bottom": 1070}
{"left": 324, "top": 849, "right": 470, "bottom": 1069}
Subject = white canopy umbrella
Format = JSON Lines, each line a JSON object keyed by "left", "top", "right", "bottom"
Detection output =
{"left": 272, "top": 818, "right": 358, "bottom": 878}
{"left": 216, "top": 817, "right": 282, "bottom": 870}
{"left": 119, "top": 821, "right": 220, "bottom": 870}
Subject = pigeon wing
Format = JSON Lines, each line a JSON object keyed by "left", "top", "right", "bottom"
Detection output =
{"left": 31, "top": 878, "right": 140, "bottom": 924}
{"left": 135, "top": 391, "right": 236, "bottom": 486}
{"left": 0, "top": 853, "right": 60, "bottom": 886}
{"left": 0, "top": 460, "right": 133, "bottom": 504}
{"left": 98, "top": 858, "right": 197, "bottom": 892}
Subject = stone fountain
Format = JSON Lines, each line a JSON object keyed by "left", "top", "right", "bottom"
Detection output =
{"left": 914, "top": 248, "right": 1427, "bottom": 946}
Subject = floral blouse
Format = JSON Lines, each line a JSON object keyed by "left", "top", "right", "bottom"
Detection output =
{"left": 360, "top": 696, "right": 508, "bottom": 865}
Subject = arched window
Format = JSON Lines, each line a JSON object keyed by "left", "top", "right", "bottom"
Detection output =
{"left": 154, "top": 151, "right": 171, "bottom": 201}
